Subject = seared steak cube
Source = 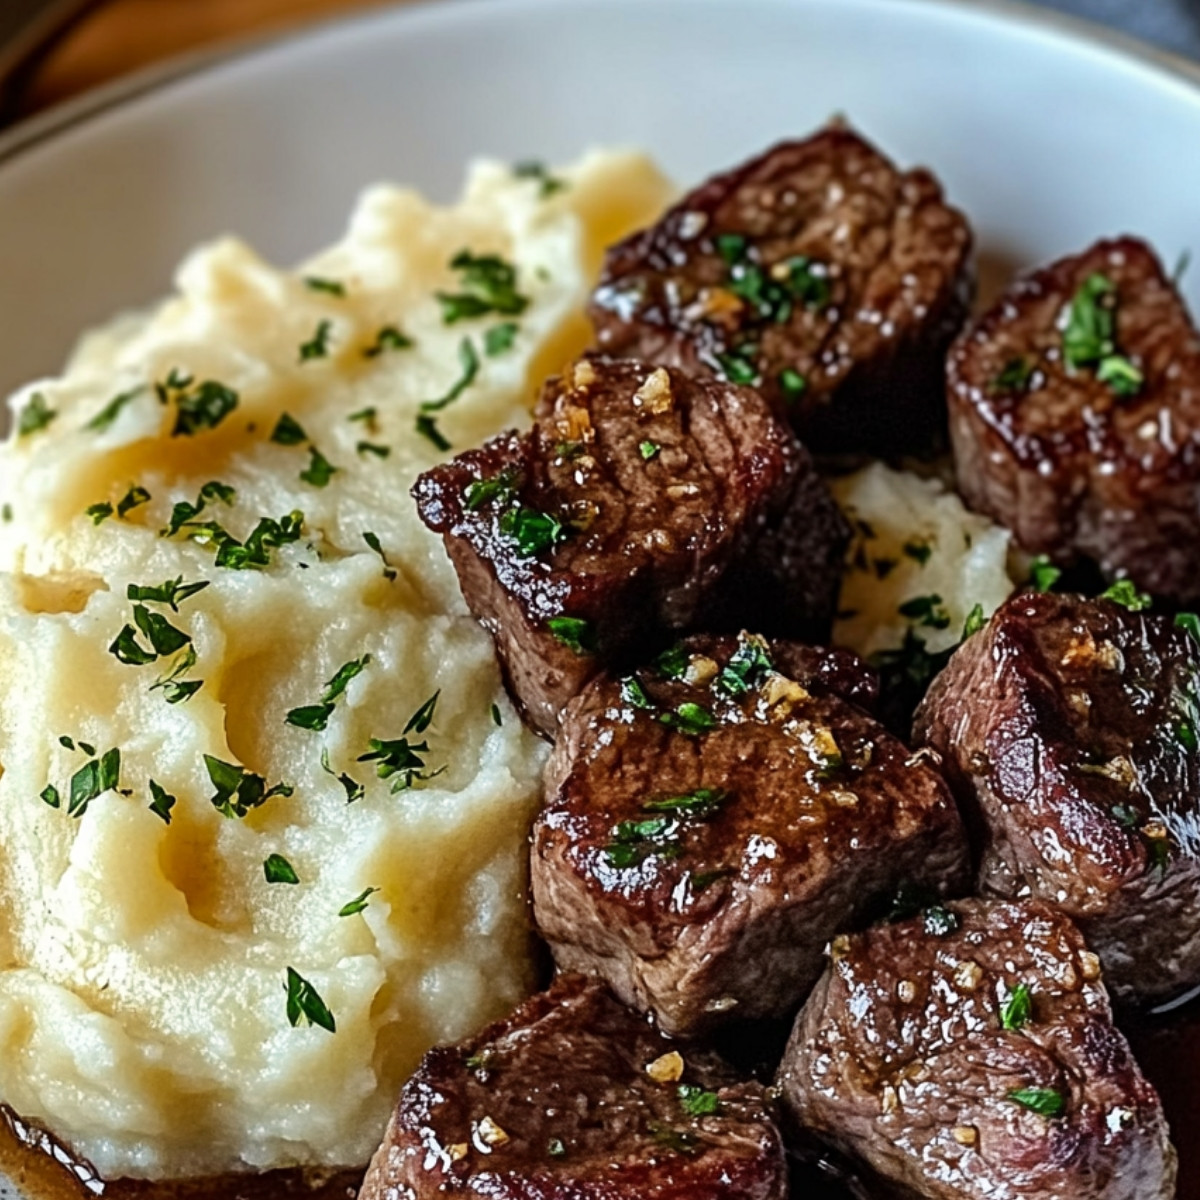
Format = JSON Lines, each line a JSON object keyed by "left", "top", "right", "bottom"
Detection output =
{"left": 777, "top": 898, "right": 1177, "bottom": 1200}
{"left": 589, "top": 126, "right": 974, "bottom": 453}
{"left": 532, "top": 633, "right": 969, "bottom": 1037}
{"left": 412, "top": 357, "right": 847, "bottom": 736}
{"left": 358, "top": 974, "right": 788, "bottom": 1200}
{"left": 914, "top": 590, "right": 1200, "bottom": 1007}
{"left": 948, "top": 236, "right": 1200, "bottom": 603}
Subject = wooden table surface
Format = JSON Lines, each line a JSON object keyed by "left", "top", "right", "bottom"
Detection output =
{"left": 21, "top": 0, "right": 415, "bottom": 119}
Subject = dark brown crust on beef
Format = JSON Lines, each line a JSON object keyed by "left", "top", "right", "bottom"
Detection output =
{"left": 913, "top": 591, "right": 1200, "bottom": 1007}
{"left": 777, "top": 899, "right": 1177, "bottom": 1200}
{"left": 412, "top": 358, "right": 846, "bottom": 736}
{"left": 589, "top": 126, "right": 974, "bottom": 454}
{"left": 532, "top": 634, "right": 969, "bottom": 1037}
{"left": 947, "top": 236, "right": 1200, "bottom": 603}
{"left": 358, "top": 975, "right": 788, "bottom": 1200}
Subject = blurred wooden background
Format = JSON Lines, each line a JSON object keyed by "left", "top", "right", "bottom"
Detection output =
{"left": 20, "top": 0, "right": 412, "bottom": 118}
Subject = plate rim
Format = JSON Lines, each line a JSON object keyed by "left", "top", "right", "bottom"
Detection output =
{"left": 3, "top": 0, "right": 1200, "bottom": 172}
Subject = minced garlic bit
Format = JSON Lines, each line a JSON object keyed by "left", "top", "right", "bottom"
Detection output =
{"left": 572, "top": 359, "right": 597, "bottom": 389}
{"left": 880, "top": 1084, "right": 899, "bottom": 1114}
{"left": 897, "top": 979, "right": 916, "bottom": 1004}
{"left": 683, "top": 655, "right": 719, "bottom": 687}
{"left": 556, "top": 403, "right": 594, "bottom": 445}
{"left": 446, "top": 1142, "right": 469, "bottom": 1163}
{"left": 762, "top": 673, "right": 811, "bottom": 711}
{"left": 633, "top": 367, "right": 673, "bottom": 414}
{"left": 645, "top": 1050, "right": 685, "bottom": 1084}
{"left": 952, "top": 1125, "right": 978, "bottom": 1146}
{"left": 830, "top": 935, "right": 851, "bottom": 961}
{"left": 954, "top": 961, "right": 983, "bottom": 991}
{"left": 474, "top": 1116, "right": 510, "bottom": 1151}
{"left": 1079, "top": 951, "right": 1102, "bottom": 981}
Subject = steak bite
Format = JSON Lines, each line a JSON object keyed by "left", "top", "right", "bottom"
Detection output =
{"left": 914, "top": 589, "right": 1200, "bottom": 1008}
{"left": 947, "top": 236, "right": 1200, "bottom": 603}
{"left": 533, "top": 633, "right": 969, "bottom": 1037}
{"left": 358, "top": 974, "right": 788, "bottom": 1200}
{"left": 777, "top": 899, "right": 1177, "bottom": 1200}
{"left": 589, "top": 125, "right": 974, "bottom": 453}
{"left": 412, "top": 357, "right": 847, "bottom": 736}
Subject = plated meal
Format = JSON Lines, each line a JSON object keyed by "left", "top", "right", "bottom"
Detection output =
{"left": 0, "top": 102, "right": 1197, "bottom": 1200}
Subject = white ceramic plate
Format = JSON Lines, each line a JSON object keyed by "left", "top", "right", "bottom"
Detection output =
{"left": 4, "top": 0, "right": 1200, "bottom": 403}
{"left": 1, "top": 0, "right": 1199, "bottom": 1193}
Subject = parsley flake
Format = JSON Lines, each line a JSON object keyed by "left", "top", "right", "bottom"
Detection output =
{"left": 484, "top": 322, "right": 519, "bottom": 356}
{"left": 264, "top": 854, "right": 300, "bottom": 885}
{"left": 1007, "top": 1087, "right": 1065, "bottom": 1118}
{"left": 1101, "top": 579, "right": 1152, "bottom": 611}
{"left": 546, "top": 616, "right": 594, "bottom": 655}
{"left": 86, "top": 502, "right": 114, "bottom": 525}
{"left": 169, "top": 380, "right": 239, "bottom": 437}
{"left": 660, "top": 702, "right": 717, "bottom": 737}
{"left": 300, "top": 446, "right": 338, "bottom": 488}
{"left": 304, "top": 276, "right": 345, "bottom": 297}
{"left": 285, "top": 967, "right": 336, "bottom": 1033}
{"left": 898, "top": 594, "right": 951, "bottom": 630}
{"left": 1029, "top": 555, "right": 1062, "bottom": 593}
{"left": 127, "top": 577, "right": 209, "bottom": 611}
{"left": 363, "top": 530, "right": 397, "bottom": 580}
{"left": 148, "top": 780, "right": 177, "bottom": 824}
{"left": 639, "top": 440, "right": 661, "bottom": 460}
{"left": 437, "top": 250, "right": 529, "bottom": 324}
{"left": 415, "top": 414, "right": 451, "bottom": 451}
{"left": 513, "top": 160, "right": 567, "bottom": 197}
{"left": 1001, "top": 983, "right": 1034, "bottom": 1030}
{"left": 339, "top": 887, "right": 379, "bottom": 917}
{"left": 116, "top": 485, "right": 151, "bottom": 518}
{"left": 271, "top": 413, "right": 308, "bottom": 445}
{"left": 356, "top": 441, "right": 390, "bottom": 459}
{"left": 286, "top": 655, "right": 371, "bottom": 732}
{"left": 299, "top": 320, "right": 333, "bottom": 362}
{"left": 205, "top": 755, "right": 293, "bottom": 819}
{"left": 678, "top": 1085, "right": 721, "bottom": 1117}
{"left": 17, "top": 393, "right": 57, "bottom": 437}
{"left": 363, "top": 326, "right": 414, "bottom": 357}
{"left": 421, "top": 337, "right": 480, "bottom": 412}
{"left": 87, "top": 387, "right": 144, "bottom": 432}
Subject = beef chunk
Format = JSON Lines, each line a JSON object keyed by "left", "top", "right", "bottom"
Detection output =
{"left": 913, "top": 589, "right": 1200, "bottom": 1007}
{"left": 358, "top": 974, "right": 788, "bottom": 1200}
{"left": 412, "top": 357, "right": 847, "bottom": 736}
{"left": 777, "top": 898, "right": 1177, "bottom": 1200}
{"left": 589, "top": 126, "right": 974, "bottom": 454}
{"left": 947, "top": 236, "right": 1200, "bottom": 604}
{"left": 532, "top": 633, "right": 969, "bottom": 1037}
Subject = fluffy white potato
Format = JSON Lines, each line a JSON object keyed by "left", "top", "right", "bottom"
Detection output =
{"left": 0, "top": 151, "right": 673, "bottom": 1179}
{"left": 830, "top": 462, "right": 1017, "bottom": 659}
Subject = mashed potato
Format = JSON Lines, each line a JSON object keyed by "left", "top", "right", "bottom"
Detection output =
{"left": 831, "top": 462, "right": 1017, "bottom": 659}
{"left": 0, "top": 151, "right": 673, "bottom": 1179}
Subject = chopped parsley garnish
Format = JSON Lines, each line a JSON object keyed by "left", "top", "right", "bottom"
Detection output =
{"left": 304, "top": 276, "right": 345, "bottom": 297}
{"left": 205, "top": 755, "right": 293, "bottom": 819}
{"left": 780, "top": 255, "right": 832, "bottom": 309}
{"left": 1061, "top": 273, "right": 1141, "bottom": 397}
{"left": 339, "top": 887, "right": 379, "bottom": 917}
{"left": 356, "top": 441, "right": 390, "bottom": 459}
{"left": 654, "top": 645, "right": 688, "bottom": 679}
{"left": 660, "top": 702, "right": 717, "bottom": 737}
{"left": 299, "top": 319, "right": 333, "bottom": 362}
{"left": 484, "top": 321, "right": 519, "bottom": 356}
{"left": 639, "top": 440, "right": 660, "bottom": 460}
{"left": 1007, "top": 1087, "right": 1065, "bottom": 1118}
{"left": 59, "top": 736, "right": 94, "bottom": 754}
{"left": 491, "top": 703, "right": 503, "bottom": 727}
{"left": 86, "top": 502, "right": 114, "bottom": 525}
{"left": 902, "top": 538, "right": 933, "bottom": 566}
{"left": 264, "top": 854, "right": 300, "bottom": 885}
{"left": 116, "top": 485, "right": 151, "bottom": 518}
{"left": 285, "top": 967, "right": 336, "bottom": 1033}
{"left": 898, "top": 594, "right": 951, "bottom": 630}
{"left": 320, "top": 748, "right": 365, "bottom": 805}
{"left": 1176, "top": 719, "right": 1198, "bottom": 752}
{"left": 1029, "top": 555, "right": 1061, "bottom": 593}
{"left": 1100, "top": 579, "right": 1152, "bottom": 611}
{"left": 714, "top": 347, "right": 760, "bottom": 386}
{"left": 109, "top": 604, "right": 192, "bottom": 666}
{"left": 167, "top": 379, "right": 239, "bottom": 437}
{"left": 546, "top": 616, "right": 595, "bottom": 655}
{"left": 464, "top": 467, "right": 520, "bottom": 511}
{"left": 286, "top": 655, "right": 371, "bottom": 731}
{"left": 547, "top": 1137, "right": 566, "bottom": 1159}
{"left": 187, "top": 511, "right": 304, "bottom": 571}
{"left": 271, "top": 413, "right": 308, "bottom": 445}
{"left": 603, "top": 816, "right": 682, "bottom": 868}
{"left": 513, "top": 160, "right": 567, "bottom": 197}
{"left": 923, "top": 906, "right": 961, "bottom": 937}
{"left": 86, "top": 386, "right": 144, "bottom": 432}
{"left": 437, "top": 250, "right": 529, "bottom": 324}
{"left": 357, "top": 691, "right": 443, "bottom": 793}
{"left": 422, "top": 337, "right": 480, "bottom": 413}
{"left": 363, "top": 325, "right": 414, "bottom": 357}
{"left": 715, "top": 233, "right": 747, "bottom": 263}
{"left": 643, "top": 788, "right": 728, "bottom": 818}
{"left": 1001, "top": 983, "right": 1034, "bottom": 1030}
{"left": 363, "top": 530, "right": 397, "bottom": 580}
{"left": 349, "top": 406, "right": 378, "bottom": 427}
{"left": 1176, "top": 612, "right": 1200, "bottom": 644}
{"left": 154, "top": 646, "right": 203, "bottom": 705}
{"left": 148, "top": 780, "right": 177, "bottom": 824}
{"left": 127, "top": 577, "right": 209, "bottom": 611}
{"left": 17, "top": 393, "right": 56, "bottom": 437}
{"left": 715, "top": 633, "right": 773, "bottom": 697}
{"left": 300, "top": 446, "right": 338, "bottom": 488}
{"left": 779, "top": 368, "right": 807, "bottom": 400}
{"left": 415, "top": 414, "right": 451, "bottom": 451}
{"left": 647, "top": 1124, "right": 699, "bottom": 1156}
{"left": 162, "top": 479, "right": 237, "bottom": 537}
{"left": 991, "top": 357, "right": 1035, "bottom": 394}
{"left": 677, "top": 1085, "right": 721, "bottom": 1117}
{"left": 499, "top": 505, "right": 566, "bottom": 556}
{"left": 963, "top": 603, "right": 987, "bottom": 638}
{"left": 619, "top": 676, "right": 653, "bottom": 710}
{"left": 42, "top": 746, "right": 123, "bottom": 819}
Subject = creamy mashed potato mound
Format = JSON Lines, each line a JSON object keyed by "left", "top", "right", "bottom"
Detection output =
{"left": 831, "top": 462, "right": 1017, "bottom": 658}
{"left": 0, "top": 152, "right": 673, "bottom": 1179}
